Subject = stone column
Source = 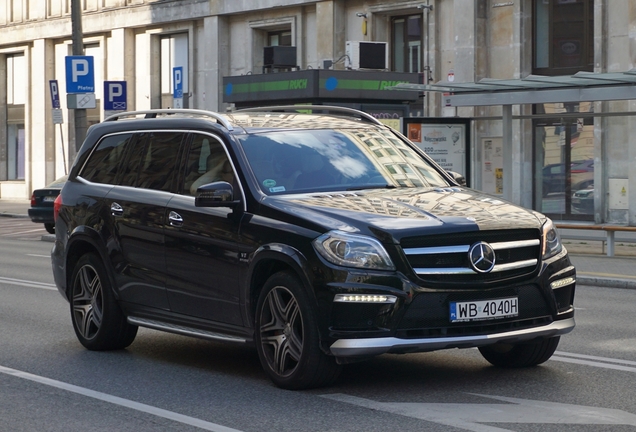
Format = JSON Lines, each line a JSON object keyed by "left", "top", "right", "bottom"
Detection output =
{"left": 198, "top": 15, "right": 229, "bottom": 112}
{"left": 315, "top": 0, "right": 345, "bottom": 69}
{"left": 31, "top": 40, "right": 57, "bottom": 190}
{"left": 135, "top": 32, "right": 160, "bottom": 110}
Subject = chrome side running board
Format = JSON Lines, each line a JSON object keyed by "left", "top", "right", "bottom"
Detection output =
{"left": 127, "top": 316, "right": 247, "bottom": 344}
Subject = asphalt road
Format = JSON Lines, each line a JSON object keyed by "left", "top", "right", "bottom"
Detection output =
{"left": 1, "top": 218, "right": 636, "bottom": 431}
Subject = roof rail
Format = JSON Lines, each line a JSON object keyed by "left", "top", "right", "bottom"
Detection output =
{"left": 234, "top": 105, "right": 384, "bottom": 126}
{"left": 103, "top": 109, "right": 234, "bottom": 132}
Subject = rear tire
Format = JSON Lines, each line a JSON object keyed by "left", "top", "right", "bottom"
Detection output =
{"left": 44, "top": 223, "right": 55, "bottom": 234}
{"left": 70, "top": 253, "right": 137, "bottom": 350}
{"left": 478, "top": 336, "right": 560, "bottom": 368}
{"left": 255, "top": 271, "right": 341, "bottom": 390}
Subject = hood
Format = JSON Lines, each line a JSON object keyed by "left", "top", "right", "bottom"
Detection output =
{"left": 262, "top": 187, "right": 543, "bottom": 243}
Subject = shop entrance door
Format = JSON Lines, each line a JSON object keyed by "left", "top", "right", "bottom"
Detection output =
{"left": 534, "top": 116, "right": 594, "bottom": 220}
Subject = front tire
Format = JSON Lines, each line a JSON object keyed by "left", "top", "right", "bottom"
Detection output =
{"left": 478, "top": 336, "right": 560, "bottom": 368}
{"left": 70, "top": 253, "right": 137, "bottom": 350}
{"left": 255, "top": 271, "right": 341, "bottom": 390}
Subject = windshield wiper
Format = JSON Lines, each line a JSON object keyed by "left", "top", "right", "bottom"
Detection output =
{"left": 346, "top": 184, "right": 397, "bottom": 191}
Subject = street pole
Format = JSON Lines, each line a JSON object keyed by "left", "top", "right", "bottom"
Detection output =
{"left": 71, "top": 0, "right": 87, "bottom": 152}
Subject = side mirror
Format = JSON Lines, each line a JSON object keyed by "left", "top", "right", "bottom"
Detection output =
{"left": 446, "top": 170, "right": 467, "bottom": 187}
{"left": 195, "top": 181, "right": 240, "bottom": 208}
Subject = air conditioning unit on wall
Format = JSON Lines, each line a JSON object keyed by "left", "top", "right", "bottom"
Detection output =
{"left": 345, "top": 41, "right": 388, "bottom": 70}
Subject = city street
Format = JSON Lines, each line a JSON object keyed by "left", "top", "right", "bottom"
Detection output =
{"left": 1, "top": 217, "right": 636, "bottom": 431}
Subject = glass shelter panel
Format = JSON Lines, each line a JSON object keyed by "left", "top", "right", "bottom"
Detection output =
{"left": 534, "top": 103, "right": 594, "bottom": 220}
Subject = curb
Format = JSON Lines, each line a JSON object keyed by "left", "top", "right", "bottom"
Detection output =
{"left": 0, "top": 213, "right": 29, "bottom": 219}
{"left": 576, "top": 276, "right": 636, "bottom": 290}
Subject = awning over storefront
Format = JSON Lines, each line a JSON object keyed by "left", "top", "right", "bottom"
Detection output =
{"left": 392, "top": 69, "right": 636, "bottom": 107}
{"left": 392, "top": 70, "right": 636, "bottom": 203}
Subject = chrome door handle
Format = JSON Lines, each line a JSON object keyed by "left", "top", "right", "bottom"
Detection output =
{"left": 110, "top": 202, "right": 124, "bottom": 216}
{"left": 168, "top": 211, "right": 183, "bottom": 227}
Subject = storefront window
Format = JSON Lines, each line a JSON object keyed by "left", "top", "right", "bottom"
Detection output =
{"left": 534, "top": 0, "right": 594, "bottom": 76}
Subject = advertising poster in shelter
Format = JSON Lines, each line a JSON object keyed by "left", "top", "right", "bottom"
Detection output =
{"left": 406, "top": 121, "right": 468, "bottom": 180}
{"left": 481, "top": 137, "right": 503, "bottom": 196}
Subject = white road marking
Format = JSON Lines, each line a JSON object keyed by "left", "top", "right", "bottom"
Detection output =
{"left": 27, "top": 254, "right": 50, "bottom": 258}
{"left": 2, "top": 228, "right": 45, "bottom": 236}
{"left": 321, "top": 393, "right": 636, "bottom": 432}
{"left": 555, "top": 350, "right": 636, "bottom": 366}
{"left": 551, "top": 350, "right": 636, "bottom": 372}
{"left": 0, "top": 276, "right": 57, "bottom": 291}
{"left": 0, "top": 364, "right": 243, "bottom": 432}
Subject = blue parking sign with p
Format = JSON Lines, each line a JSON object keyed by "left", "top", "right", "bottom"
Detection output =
{"left": 104, "top": 81, "right": 127, "bottom": 111}
{"left": 65, "top": 56, "right": 95, "bottom": 93}
{"left": 49, "top": 80, "right": 61, "bottom": 109}
{"left": 173, "top": 67, "right": 183, "bottom": 99}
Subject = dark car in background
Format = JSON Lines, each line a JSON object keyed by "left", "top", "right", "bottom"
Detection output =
{"left": 28, "top": 175, "right": 67, "bottom": 233}
{"left": 542, "top": 159, "right": 594, "bottom": 196}
{"left": 572, "top": 186, "right": 594, "bottom": 213}
{"left": 52, "top": 107, "right": 576, "bottom": 390}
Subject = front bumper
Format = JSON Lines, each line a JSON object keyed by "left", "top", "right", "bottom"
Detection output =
{"left": 330, "top": 316, "right": 575, "bottom": 357}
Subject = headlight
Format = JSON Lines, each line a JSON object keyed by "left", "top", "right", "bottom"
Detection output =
{"left": 313, "top": 230, "right": 395, "bottom": 270}
{"left": 542, "top": 218, "right": 563, "bottom": 259}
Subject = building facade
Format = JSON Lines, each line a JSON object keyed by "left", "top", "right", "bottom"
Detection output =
{"left": 1, "top": 0, "right": 636, "bottom": 224}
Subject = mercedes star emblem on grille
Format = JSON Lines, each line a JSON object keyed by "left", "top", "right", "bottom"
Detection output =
{"left": 468, "top": 242, "right": 496, "bottom": 273}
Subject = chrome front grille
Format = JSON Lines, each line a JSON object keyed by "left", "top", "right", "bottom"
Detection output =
{"left": 401, "top": 229, "right": 542, "bottom": 285}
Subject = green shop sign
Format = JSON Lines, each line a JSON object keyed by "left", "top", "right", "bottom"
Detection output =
{"left": 223, "top": 70, "right": 420, "bottom": 105}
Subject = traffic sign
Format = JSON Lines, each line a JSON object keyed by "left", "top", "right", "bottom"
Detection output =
{"left": 65, "top": 56, "right": 95, "bottom": 93}
{"left": 49, "top": 80, "right": 61, "bottom": 109}
{"left": 104, "top": 81, "right": 127, "bottom": 111}
{"left": 52, "top": 109, "right": 64, "bottom": 124}
{"left": 173, "top": 67, "right": 183, "bottom": 98}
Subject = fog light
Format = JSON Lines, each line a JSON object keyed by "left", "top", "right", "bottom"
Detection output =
{"left": 551, "top": 276, "right": 575, "bottom": 289}
{"left": 333, "top": 294, "right": 397, "bottom": 303}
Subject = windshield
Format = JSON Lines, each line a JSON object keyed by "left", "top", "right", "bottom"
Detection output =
{"left": 239, "top": 128, "right": 450, "bottom": 195}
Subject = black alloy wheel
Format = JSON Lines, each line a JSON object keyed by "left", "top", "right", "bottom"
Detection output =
{"left": 70, "top": 253, "right": 137, "bottom": 350}
{"left": 255, "top": 271, "right": 341, "bottom": 390}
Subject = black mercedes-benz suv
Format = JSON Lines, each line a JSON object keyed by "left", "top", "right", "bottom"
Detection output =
{"left": 52, "top": 106, "right": 575, "bottom": 389}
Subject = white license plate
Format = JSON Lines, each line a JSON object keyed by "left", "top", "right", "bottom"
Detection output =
{"left": 450, "top": 297, "right": 518, "bottom": 322}
{"left": 43, "top": 196, "right": 56, "bottom": 202}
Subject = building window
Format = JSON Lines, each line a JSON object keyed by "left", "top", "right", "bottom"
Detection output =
{"left": 533, "top": 0, "right": 594, "bottom": 76}
{"left": 268, "top": 30, "right": 292, "bottom": 47}
{"left": 392, "top": 15, "right": 422, "bottom": 73}
{"left": 5, "top": 54, "right": 26, "bottom": 181}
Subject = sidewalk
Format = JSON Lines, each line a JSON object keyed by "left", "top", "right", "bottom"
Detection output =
{"left": 2, "top": 198, "right": 635, "bottom": 289}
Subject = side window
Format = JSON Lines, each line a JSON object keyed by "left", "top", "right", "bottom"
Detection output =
{"left": 80, "top": 133, "right": 133, "bottom": 184}
{"left": 183, "top": 134, "right": 234, "bottom": 196}
{"left": 133, "top": 132, "right": 185, "bottom": 192}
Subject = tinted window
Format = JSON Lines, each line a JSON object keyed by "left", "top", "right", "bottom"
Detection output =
{"left": 182, "top": 134, "right": 233, "bottom": 196}
{"left": 133, "top": 132, "right": 184, "bottom": 191}
{"left": 80, "top": 133, "right": 133, "bottom": 184}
